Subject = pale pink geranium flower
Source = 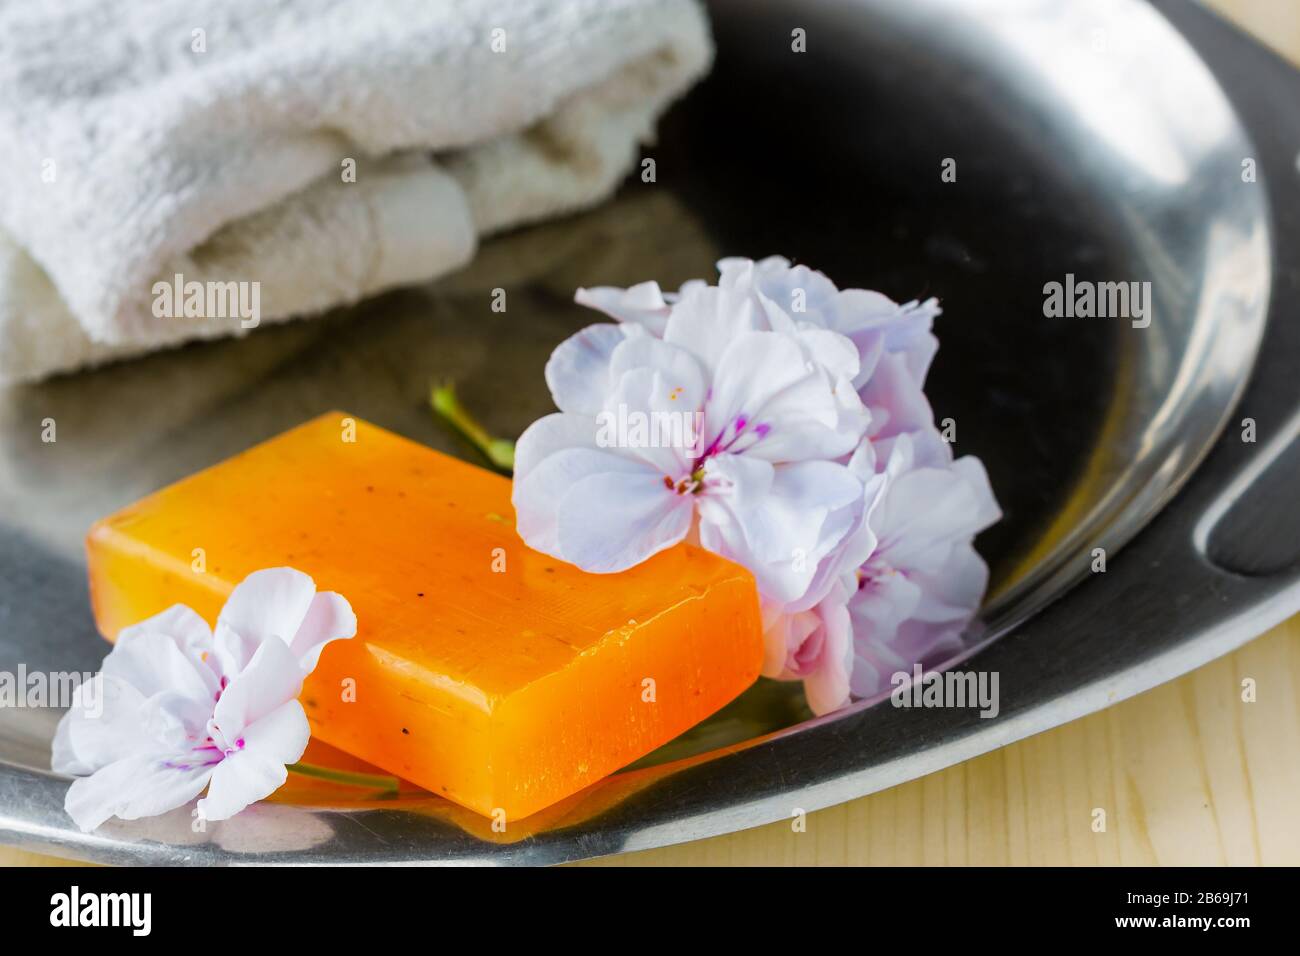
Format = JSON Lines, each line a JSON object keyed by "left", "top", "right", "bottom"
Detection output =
{"left": 574, "top": 277, "right": 707, "bottom": 337}
{"left": 53, "top": 568, "right": 355, "bottom": 832}
{"left": 569, "top": 258, "right": 1001, "bottom": 715}
{"left": 577, "top": 256, "right": 945, "bottom": 460}
{"left": 514, "top": 280, "right": 873, "bottom": 605}
{"left": 766, "top": 432, "right": 999, "bottom": 714}
{"left": 847, "top": 432, "right": 1001, "bottom": 698}
{"left": 715, "top": 256, "right": 942, "bottom": 390}
{"left": 761, "top": 577, "right": 858, "bottom": 717}
{"left": 578, "top": 256, "right": 941, "bottom": 397}
{"left": 759, "top": 439, "right": 882, "bottom": 713}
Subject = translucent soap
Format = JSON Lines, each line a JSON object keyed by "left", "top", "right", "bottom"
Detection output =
{"left": 85, "top": 412, "right": 763, "bottom": 820}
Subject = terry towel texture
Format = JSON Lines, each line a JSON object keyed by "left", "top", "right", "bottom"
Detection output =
{"left": 0, "top": 0, "right": 712, "bottom": 382}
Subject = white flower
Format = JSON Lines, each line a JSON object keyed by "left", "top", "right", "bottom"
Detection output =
{"left": 567, "top": 258, "right": 1002, "bottom": 715}
{"left": 759, "top": 440, "right": 885, "bottom": 715}
{"left": 514, "top": 281, "right": 873, "bottom": 604}
{"left": 574, "top": 278, "right": 707, "bottom": 336}
{"left": 847, "top": 433, "right": 1001, "bottom": 697}
{"left": 577, "top": 257, "right": 943, "bottom": 450}
{"left": 763, "top": 432, "right": 999, "bottom": 711}
{"left": 715, "top": 256, "right": 942, "bottom": 391}
{"left": 578, "top": 257, "right": 942, "bottom": 393}
{"left": 52, "top": 568, "right": 355, "bottom": 832}
{"left": 761, "top": 576, "right": 857, "bottom": 716}
{"left": 714, "top": 257, "right": 944, "bottom": 451}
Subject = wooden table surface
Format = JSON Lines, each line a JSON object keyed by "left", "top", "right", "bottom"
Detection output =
{"left": 3, "top": 0, "right": 1296, "bottom": 868}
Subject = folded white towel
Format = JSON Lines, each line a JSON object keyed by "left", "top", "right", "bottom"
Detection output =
{"left": 0, "top": 0, "right": 711, "bottom": 382}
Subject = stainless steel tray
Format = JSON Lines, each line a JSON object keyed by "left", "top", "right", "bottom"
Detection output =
{"left": 2, "top": 0, "right": 1298, "bottom": 864}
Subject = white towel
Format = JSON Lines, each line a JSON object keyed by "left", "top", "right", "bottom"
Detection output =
{"left": 0, "top": 0, "right": 712, "bottom": 383}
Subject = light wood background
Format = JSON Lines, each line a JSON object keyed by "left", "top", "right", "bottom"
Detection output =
{"left": 3, "top": 0, "right": 1296, "bottom": 868}
{"left": 1211, "top": 0, "right": 1300, "bottom": 58}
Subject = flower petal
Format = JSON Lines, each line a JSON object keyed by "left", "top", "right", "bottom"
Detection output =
{"left": 51, "top": 707, "right": 93, "bottom": 777}
{"left": 575, "top": 281, "right": 674, "bottom": 335}
{"left": 861, "top": 351, "right": 936, "bottom": 444}
{"left": 795, "top": 327, "right": 861, "bottom": 384}
{"left": 716, "top": 256, "right": 940, "bottom": 389}
{"left": 556, "top": 468, "right": 694, "bottom": 572}
{"left": 290, "top": 591, "right": 356, "bottom": 674}
{"left": 212, "top": 635, "right": 304, "bottom": 740}
{"left": 57, "top": 673, "right": 210, "bottom": 776}
{"left": 699, "top": 457, "right": 863, "bottom": 604}
{"left": 789, "top": 470, "right": 884, "bottom": 615}
{"left": 600, "top": 349, "right": 704, "bottom": 475}
{"left": 798, "top": 595, "right": 854, "bottom": 716}
{"left": 544, "top": 322, "right": 633, "bottom": 415}
{"left": 706, "top": 330, "right": 868, "bottom": 462}
{"left": 607, "top": 332, "right": 708, "bottom": 413}
{"left": 663, "top": 285, "right": 762, "bottom": 373}
{"left": 52, "top": 675, "right": 144, "bottom": 775}
{"left": 513, "top": 445, "right": 649, "bottom": 559}
{"left": 909, "top": 541, "right": 990, "bottom": 624}
{"left": 951, "top": 455, "right": 1003, "bottom": 532}
{"left": 722, "top": 257, "right": 841, "bottom": 326}
{"left": 828, "top": 290, "right": 936, "bottom": 387}
{"left": 64, "top": 754, "right": 213, "bottom": 832}
{"left": 874, "top": 297, "right": 941, "bottom": 385}
{"left": 849, "top": 567, "right": 924, "bottom": 648}
{"left": 513, "top": 412, "right": 601, "bottom": 483}
{"left": 848, "top": 632, "right": 912, "bottom": 699}
{"left": 763, "top": 580, "right": 855, "bottom": 715}
{"left": 116, "top": 604, "right": 213, "bottom": 659}
{"left": 759, "top": 597, "right": 806, "bottom": 678}
{"left": 196, "top": 700, "right": 309, "bottom": 822}
{"left": 101, "top": 627, "right": 220, "bottom": 709}
{"left": 215, "top": 567, "right": 317, "bottom": 667}
{"left": 848, "top": 444, "right": 999, "bottom": 698}
{"left": 873, "top": 458, "right": 999, "bottom": 573}
{"left": 212, "top": 622, "right": 260, "bottom": 686}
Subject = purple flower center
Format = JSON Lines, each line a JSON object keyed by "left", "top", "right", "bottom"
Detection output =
{"left": 664, "top": 413, "right": 770, "bottom": 495}
{"left": 696, "top": 413, "right": 768, "bottom": 462}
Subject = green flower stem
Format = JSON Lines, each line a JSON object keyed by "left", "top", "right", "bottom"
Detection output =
{"left": 430, "top": 381, "right": 516, "bottom": 473}
{"left": 288, "top": 762, "right": 401, "bottom": 793}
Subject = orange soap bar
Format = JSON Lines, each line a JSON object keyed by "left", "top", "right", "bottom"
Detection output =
{"left": 86, "top": 412, "right": 762, "bottom": 820}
